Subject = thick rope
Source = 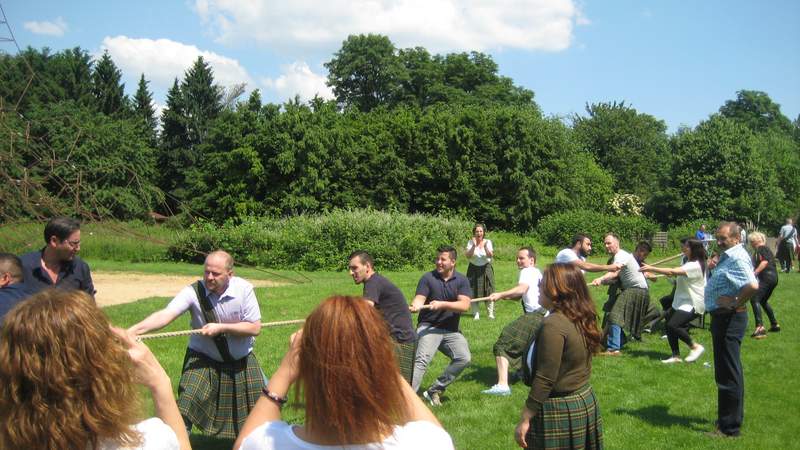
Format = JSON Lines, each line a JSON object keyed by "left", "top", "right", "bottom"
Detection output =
{"left": 138, "top": 319, "right": 306, "bottom": 340}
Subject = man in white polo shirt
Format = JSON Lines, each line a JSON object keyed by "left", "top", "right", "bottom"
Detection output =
{"left": 556, "top": 233, "right": 621, "bottom": 273}
{"left": 129, "top": 250, "right": 264, "bottom": 439}
{"left": 481, "top": 247, "right": 544, "bottom": 396}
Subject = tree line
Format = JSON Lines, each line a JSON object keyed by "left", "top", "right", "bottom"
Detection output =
{"left": 1, "top": 34, "right": 798, "bottom": 231}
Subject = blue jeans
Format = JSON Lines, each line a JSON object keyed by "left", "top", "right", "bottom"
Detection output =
{"left": 607, "top": 324, "right": 623, "bottom": 351}
{"left": 412, "top": 325, "right": 471, "bottom": 394}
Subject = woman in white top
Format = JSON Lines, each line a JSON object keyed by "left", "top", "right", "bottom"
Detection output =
{"left": 465, "top": 223, "right": 495, "bottom": 319}
{"left": 640, "top": 238, "right": 707, "bottom": 363}
{"left": 0, "top": 289, "right": 190, "bottom": 450}
{"left": 233, "top": 295, "right": 454, "bottom": 450}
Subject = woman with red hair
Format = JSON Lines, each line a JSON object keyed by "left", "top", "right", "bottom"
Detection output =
{"left": 515, "top": 264, "right": 604, "bottom": 449}
{"left": 234, "top": 295, "right": 454, "bottom": 449}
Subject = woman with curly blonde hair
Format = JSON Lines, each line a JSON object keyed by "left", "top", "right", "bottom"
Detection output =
{"left": 0, "top": 289, "right": 191, "bottom": 450}
{"left": 234, "top": 295, "right": 454, "bottom": 449}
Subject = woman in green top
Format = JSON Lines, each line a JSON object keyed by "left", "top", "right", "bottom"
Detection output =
{"left": 515, "top": 263, "right": 604, "bottom": 449}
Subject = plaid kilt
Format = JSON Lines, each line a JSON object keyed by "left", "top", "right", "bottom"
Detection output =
{"left": 527, "top": 384, "right": 604, "bottom": 450}
{"left": 178, "top": 349, "right": 265, "bottom": 439}
{"left": 602, "top": 287, "right": 650, "bottom": 339}
{"left": 493, "top": 311, "right": 545, "bottom": 371}
{"left": 467, "top": 263, "right": 495, "bottom": 298}
{"left": 394, "top": 340, "right": 417, "bottom": 385}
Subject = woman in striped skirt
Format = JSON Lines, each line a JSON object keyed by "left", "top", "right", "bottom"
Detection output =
{"left": 515, "top": 264, "right": 603, "bottom": 449}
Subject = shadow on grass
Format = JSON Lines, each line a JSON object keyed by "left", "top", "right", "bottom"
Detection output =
{"left": 625, "top": 348, "right": 669, "bottom": 360}
{"left": 613, "top": 404, "right": 709, "bottom": 432}
{"left": 190, "top": 434, "right": 235, "bottom": 450}
{"left": 460, "top": 364, "right": 502, "bottom": 385}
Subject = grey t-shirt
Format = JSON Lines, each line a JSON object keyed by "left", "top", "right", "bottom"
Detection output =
{"left": 613, "top": 249, "right": 648, "bottom": 290}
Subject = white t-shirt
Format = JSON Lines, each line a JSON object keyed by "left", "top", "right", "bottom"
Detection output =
{"left": 613, "top": 250, "right": 648, "bottom": 290}
{"left": 673, "top": 260, "right": 706, "bottom": 314}
{"left": 779, "top": 224, "right": 797, "bottom": 246}
{"left": 97, "top": 418, "right": 179, "bottom": 450}
{"left": 239, "top": 420, "right": 455, "bottom": 450}
{"left": 555, "top": 248, "right": 583, "bottom": 264}
{"left": 167, "top": 276, "right": 261, "bottom": 361}
{"left": 519, "top": 266, "right": 543, "bottom": 313}
{"left": 466, "top": 239, "right": 493, "bottom": 266}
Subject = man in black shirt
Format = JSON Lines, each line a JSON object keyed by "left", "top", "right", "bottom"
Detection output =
{"left": 348, "top": 250, "right": 417, "bottom": 384}
{"left": 409, "top": 246, "right": 472, "bottom": 405}
{"left": 19, "top": 217, "right": 95, "bottom": 299}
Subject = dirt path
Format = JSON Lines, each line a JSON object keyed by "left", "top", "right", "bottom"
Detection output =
{"left": 93, "top": 272, "right": 283, "bottom": 307}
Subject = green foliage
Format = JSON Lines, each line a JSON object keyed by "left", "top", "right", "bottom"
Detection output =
{"left": 719, "top": 89, "right": 794, "bottom": 135}
{"left": 168, "top": 210, "right": 471, "bottom": 271}
{"left": 133, "top": 74, "right": 158, "bottom": 146}
{"left": 536, "top": 209, "right": 659, "bottom": 248}
{"left": 666, "top": 219, "right": 716, "bottom": 249}
{"left": 572, "top": 101, "right": 670, "bottom": 200}
{"left": 91, "top": 51, "right": 126, "bottom": 116}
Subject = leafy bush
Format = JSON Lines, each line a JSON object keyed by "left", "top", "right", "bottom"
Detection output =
{"left": 168, "top": 210, "right": 472, "bottom": 271}
{"left": 666, "top": 219, "right": 716, "bottom": 249}
{"left": 536, "top": 210, "right": 659, "bottom": 249}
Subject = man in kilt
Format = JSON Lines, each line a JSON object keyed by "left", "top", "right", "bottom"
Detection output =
{"left": 482, "top": 247, "right": 545, "bottom": 396}
{"left": 591, "top": 233, "right": 651, "bottom": 355}
{"left": 348, "top": 250, "right": 417, "bottom": 385}
{"left": 129, "top": 250, "right": 264, "bottom": 438}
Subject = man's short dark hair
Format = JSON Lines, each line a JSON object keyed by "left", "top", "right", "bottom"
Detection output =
{"left": 348, "top": 250, "right": 374, "bottom": 267}
{"left": 437, "top": 245, "right": 457, "bottom": 261}
{"left": 519, "top": 246, "right": 536, "bottom": 263}
{"left": 571, "top": 234, "right": 589, "bottom": 248}
{"left": 0, "top": 253, "right": 23, "bottom": 282}
{"left": 43, "top": 216, "right": 81, "bottom": 244}
{"left": 635, "top": 241, "right": 652, "bottom": 253}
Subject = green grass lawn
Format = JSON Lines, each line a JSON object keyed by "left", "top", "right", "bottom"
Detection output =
{"left": 100, "top": 257, "right": 799, "bottom": 450}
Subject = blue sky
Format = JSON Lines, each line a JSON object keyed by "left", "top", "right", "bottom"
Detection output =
{"left": 2, "top": 0, "right": 798, "bottom": 132}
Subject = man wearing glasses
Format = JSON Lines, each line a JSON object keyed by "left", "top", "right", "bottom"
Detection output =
{"left": 19, "top": 216, "right": 95, "bottom": 299}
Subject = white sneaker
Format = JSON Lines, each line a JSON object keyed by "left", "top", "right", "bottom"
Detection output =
{"left": 660, "top": 334, "right": 668, "bottom": 340}
{"left": 488, "top": 312, "right": 495, "bottom": 320}
{"left": 482, "top": 384, "right": 511, "bottom": 396}
{"left": 685, "top": 344, "right": 705, "bottom": 362}
{"left": 661, "top": 357, "right": 683, "bottom": 364}
{"left": 473, "top": 312, "right": 480, "bottom": 320}
{"left": 423, "top": 390, "right": 442, "bottom": 406}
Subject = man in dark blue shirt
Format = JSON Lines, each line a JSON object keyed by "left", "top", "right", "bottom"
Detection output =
{"left": 0, "top": 253, "right": 32, "bottom": 324}
{"left": 19, "top": 217, "right": 95, "bottom": 299}
{"left": 409, "top": 245, "right": 472, "bottom": 405}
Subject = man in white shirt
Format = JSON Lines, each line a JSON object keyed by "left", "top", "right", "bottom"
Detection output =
{"left": 481, "top": 247, "right": 544, "bottom": 396}
{"left": 555, "top": 234, "right": 622, "bottom": 273}
{"left": 129, "top": 250, "right": 264, "bottom": 439}
{"left": 777, "top": 218, "right": 797, "bottom": 272}
{"left": 591, "top": 233, "right": 651, "bottom": 355}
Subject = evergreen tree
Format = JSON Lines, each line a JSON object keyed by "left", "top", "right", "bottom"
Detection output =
{"left": 181, "top": 56, "right": 223, "bottom": 147}
{"left": 91, "top": 51, "right": 126, "bottom": 116}
{"left": 133, "top": 74, "right": 158, "bottom": 146}
{"left": 157, "top": 78, "right": 191, "bottom": 211}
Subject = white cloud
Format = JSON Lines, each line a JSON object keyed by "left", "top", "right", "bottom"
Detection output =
{"left": 23, "top": 17, "right": 68, "bottom": 37}
{"left": 99, "top": 36, "right": 254, "bottom": 93}
{"left": 261, "top": 62, "right": 334, "bottom": 102}
{"left": 193, "top": 0, "right": 585, "bottom": 53}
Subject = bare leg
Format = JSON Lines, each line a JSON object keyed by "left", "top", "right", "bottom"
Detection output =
{"left": 496, "top": 356, "right": 510, "bottom": 386}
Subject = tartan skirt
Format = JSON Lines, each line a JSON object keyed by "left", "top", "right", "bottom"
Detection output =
{"left": 602, "top": 287, "right": 650, "bottom": 339}
{"left": 493, "top": 311, "right": 545, "bottom": 370}
{"left": 394, "top": 340, "right": 417, "bottom": 385}
{"left": 178, "top": 348, "right": 265, "bottom": 439}
{"left": 467, "top": 262, "right": 495, "bottom": 298}
{"left": 526, "top": 384, "right": 604, "bottom": 450}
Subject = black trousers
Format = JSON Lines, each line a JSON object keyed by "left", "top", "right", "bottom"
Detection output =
{"left": 665, "top": 309, "right": 696, "bottom": 356}
{"left": 710, "top": 310, "right": 747, "bottom": 436}
{"left": 750, "top": 275, "right": 778, "bottom": 327}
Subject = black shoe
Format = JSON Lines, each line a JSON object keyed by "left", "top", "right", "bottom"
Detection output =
{"left": 769, "top": 324, "right": 781, "bottom": 332}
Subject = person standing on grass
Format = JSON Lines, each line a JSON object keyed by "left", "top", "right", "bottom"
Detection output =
{"left": 128, "top": 250, "right": 265, "bottom": 439}
{"left": 704, "top": 222, "right": 758, "bottom": 438}
{"left": 776, "top": 218, "right": 797, "bottom": 272}
{"left": 466, "top": 223, "right": 495, "bottom": 320}
{"left": 591, "top": 233, "right": 650, "bottom": 355}
{"left": 347, "top": 250, "right": 417, "bottom": 384}
{"left": 514, "top": 264, "right": 603, "bottom": 450}
{"left": 409, "top": 246, "right": 472, "bottom": 406}
{"left": 19, "top": 216, "right": 95, "bottom": 299}
{"left": 482, "top": 247, "right": 545, "bottom": 396}
{"left": 555, "top": 234, "right": 622, "bottom": 273}
{"left": 747, "top": 232, "right": 781, "bottom": 339}
{"left": 640, "top": 238, "right": 706, "bottom": 363}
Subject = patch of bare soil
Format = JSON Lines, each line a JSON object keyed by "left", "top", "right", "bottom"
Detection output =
{"left": 93, "top": 272, "right": 283, "bottom": 307}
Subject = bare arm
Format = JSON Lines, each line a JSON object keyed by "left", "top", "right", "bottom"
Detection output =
{"left": 488, "top": 283, "right": 529, "bottom": 302}
{"left": 409, "top": 294, "right": 427, "bottom": 312}
{"left": 128, "top": 308, "right": 182, "bottom": 335}
{"left": 640, "top": 264, "right": 686, "bottom": 277}
{"left": 234, "top": 330, "right": 302, "bottom": 450}
{"left": 424, "top": 294, "right": 471, "bottom": 313}
{"left": 717, "top": 282, "right": 760, "bottom": 309}
{"left": 574, "top": 259, "right": 621, "bottom": 273}
{"left": 753, "top": 260, "right": 768, "bottom": 276}
{"left": 401, "top": 373, "right": 442, "bottom": 425}
{"left": 465, "top": 239, "right": 477, "bottom": 258}
{"left": 590, "top": 270, "right": 619, "bottom": 286}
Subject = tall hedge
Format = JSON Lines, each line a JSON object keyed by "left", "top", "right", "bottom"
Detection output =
{"left": 536, "top": 210, "right": 659, "bottom": 248}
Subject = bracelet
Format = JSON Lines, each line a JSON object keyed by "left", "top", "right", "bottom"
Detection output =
{"left": 262, "top": 388, "right": 288, "bottom": 407}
